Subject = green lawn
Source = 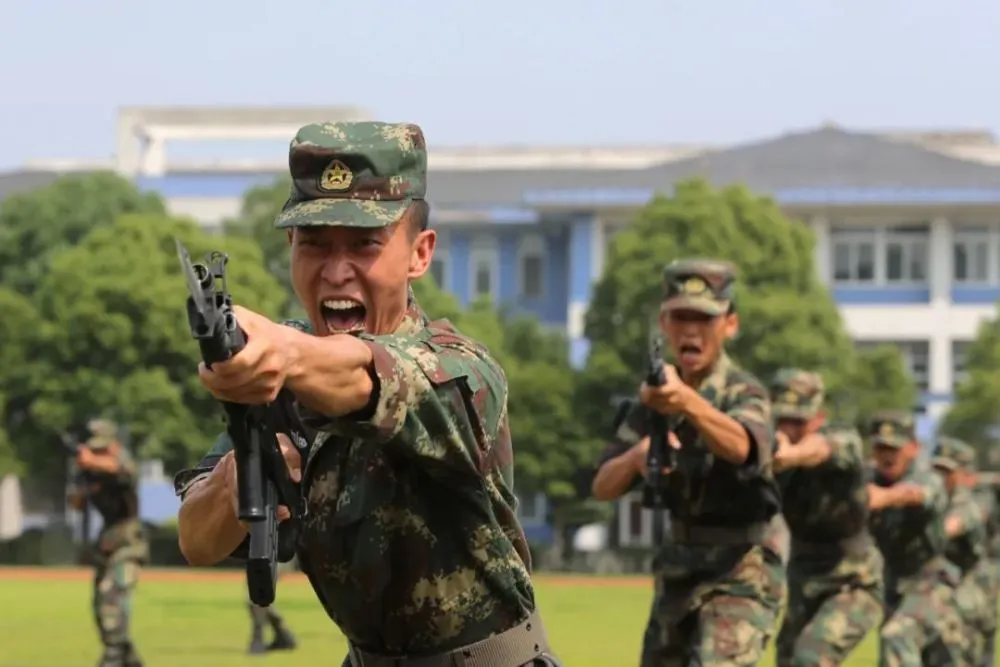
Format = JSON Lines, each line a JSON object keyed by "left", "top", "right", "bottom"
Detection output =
{"left": 0, "top": 569, "right": 886, "bottom": 667}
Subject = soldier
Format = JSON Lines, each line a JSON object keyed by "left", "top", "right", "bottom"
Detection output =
{"left": 592, "top": 259, "right": 786, "bottom": 667}
{"left": 974, "top": 469, "right": 1000, "bottom": 667}
{"left": 769, "top": 369, "right": 883, "bottom": 667}
{"left": 246, "top": 559, "right": 297, "bottom": 654}
{"left": 932, "top": 437, "right": 995, "bottom": 667}
{"left": 867, "top": 411, "right": 966, "bottom": 666}
{"left": 173, "top": 122, "right": 558, "bottom": 667}
{"left": 68, "top": 419, "right": 148, "bottom": 667}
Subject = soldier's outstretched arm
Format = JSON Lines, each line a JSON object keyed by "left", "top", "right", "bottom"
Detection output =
{"left": 294, "top": 329, "right": 509, "bottom": 476}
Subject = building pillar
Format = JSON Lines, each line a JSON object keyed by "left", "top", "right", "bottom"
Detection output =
{"left": 930, "top": 217, "right": 951, "bottom": 306}
{"left": 811, "top": 216, "right": 831, "bottom": 283}
{"left": 929, "top": 333, "right": 952, "bottom": 397}
{"left": 568, "top": 214, "right": 595, "bottom": 368}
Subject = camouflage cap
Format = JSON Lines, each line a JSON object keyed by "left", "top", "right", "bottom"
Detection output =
{"left": 866, "top": 410, "right": 916, "bottom": 449}
{"left": 85, "top": 419, "right": 117, "bottom": 450}
{"left": 661, "top": 259, "right": 736, "bottom": 316}
{"left": 770, "top": 368, "right": 825, "bottom": 420}
{"left": 275, "top": 121, "right": 427, "bottom": 229}
{"left": 931, "top": 436, "right": 977, "bottom": 471}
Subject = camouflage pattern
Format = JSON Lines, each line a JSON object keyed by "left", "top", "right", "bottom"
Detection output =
{"left": 71, "top": 437, "right": 148, "bottom": 667}
{"left": 660, "top": 259, "right": 736, "bottom": 316}
{"left": 974, "top": 477, "right": 1000, "bottom": 667}
{"left": 175, "top": 300, "right": 557, "bottom": 666}
{"left": 866, "top": 410, "right": 916, "bottom": 450}
{"left": 942, "top": 485, "right": 992, "bottom": 667}
{"left": 932, "top": 436, "right": 978, "bottom": 472}
{"left": 597, "top": 353, "right": 785, "bottom": 667}
{"left": 769, "top": 368, "right": 824, "bottom": 420}
{"left": 273, "top": 121, "right": 426, "bottom": 229}
{"left": 776, "top": 421, "right": 884, "bottom": 666}
{"left": 869, "top": 456, "right": 966, "bottom": 666}
{"left": 86, "top": 418, "right": 118, "bottom": 450}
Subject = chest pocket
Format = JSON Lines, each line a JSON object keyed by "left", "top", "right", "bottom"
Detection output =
{"left": 322, "top": 441, "right": 398, "bottom": 527}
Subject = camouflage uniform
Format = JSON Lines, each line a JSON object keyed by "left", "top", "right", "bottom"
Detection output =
{"left": 867, "top": 412, "right": 966, "bottom": 667}
{"left": 771, "top": 370, "right": 883, "bottom": 667}
{"left": 174, "top": 122, "right": 557, "bottom": 667}
{"left": 933, "top": 438, "right": 995, "bottom": 667}
{"left": 71, "top": 419, "right": 148, "bottom": 667}
{"left": 597, "top": 260, "right": 787, "bottom": 667}
{"left": 975, "top": 472, "right": 1000, "bottom": 667}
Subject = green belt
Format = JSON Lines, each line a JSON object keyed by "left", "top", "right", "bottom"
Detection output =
{"left": 347, "top": 609, "right": 549, "bottom": 667}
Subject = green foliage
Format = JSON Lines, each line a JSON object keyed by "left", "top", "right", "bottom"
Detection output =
{"left": 941, "top": 318, "right": 1000, "bottom": 466}
{"left": 0, "top": 172, "right": 166, "bottom": 295}
{"left": 15, "top": 214, "right": 286, "bottom": 473}
{"left": 581, "top": 179, "right": 917, "bottom": 432}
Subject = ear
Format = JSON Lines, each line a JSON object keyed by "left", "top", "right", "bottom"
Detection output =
{"left": 407, "top": 229, "right": 437, "bottom": 280}
{"left": 723, "top": 312, "right": 740, "bottom": 340}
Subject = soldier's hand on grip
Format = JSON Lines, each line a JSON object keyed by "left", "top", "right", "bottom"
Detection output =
{"left": 629, "top": 434, "right": 681, "bottom": 476}
{"left": 639, "top": 364, "right": 693, "bottom": 415}
{"left": 198, "top": 306, "right": 292, "bottom": 405}
{"left": 218, "top": 434, "right": 302, "bottom": 522}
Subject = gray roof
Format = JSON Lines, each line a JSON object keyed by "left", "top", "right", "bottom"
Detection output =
{"left": 0, "top": 169, "right": 63, "bottom": 201}
{"left": 426, "top": 127, "right": 1000, "bottom": 206}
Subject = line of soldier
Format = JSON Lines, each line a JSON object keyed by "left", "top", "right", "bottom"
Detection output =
{"left": 592, "top": 257, "right": 1000, "bottom": 667}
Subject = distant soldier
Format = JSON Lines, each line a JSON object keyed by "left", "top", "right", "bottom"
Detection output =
{"left": 770, "top": 369, "right": 883, "bottom": 667}
{"left": 592, "top": 259, "right": 786, "bottom": 667}
{"left": 932, "top": 437, "right": 996, "bottom": 667}
{"left": 974, "top": 469, "right": 1000, "bottom": 667}
{"left": 867, "top": 411, "right": 966, "bottom": 666}
{"left": 68, "top": 419, "right": 148, "bottom": 667}
{"left": 246, "top": 560, "right": 297, "bottom": 654}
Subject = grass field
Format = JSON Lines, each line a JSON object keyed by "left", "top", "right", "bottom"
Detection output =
{"left": 0, "top": 567, "right": 888, "bottom": 667}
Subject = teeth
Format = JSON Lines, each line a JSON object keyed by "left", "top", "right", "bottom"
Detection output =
{"left": 322, "top": 299, "right": 362, "bottom": 311}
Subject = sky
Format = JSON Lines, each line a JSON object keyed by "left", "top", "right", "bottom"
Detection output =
{"left": 0, "top": 0, "right": 997, "bottom": 169}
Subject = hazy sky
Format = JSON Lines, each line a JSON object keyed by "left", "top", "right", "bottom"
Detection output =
{"left": 0, "top": 0, "right": 996, "bottom": 169}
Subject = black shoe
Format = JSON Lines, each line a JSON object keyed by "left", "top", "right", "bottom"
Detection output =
{"left": 267, "top": 629, "right": 297, "bottom": 651}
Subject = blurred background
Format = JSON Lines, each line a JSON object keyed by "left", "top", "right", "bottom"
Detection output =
{"left": 1, "top": 1, "right": 999, "bottom": 665}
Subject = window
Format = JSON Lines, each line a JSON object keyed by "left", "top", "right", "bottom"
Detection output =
{"left": 469, "top": 237, "right": 498, "bottom": 299}
{"left": 884, "top": 226, "right": 928, "bottom": 284}
{"left": 952, "top": 340, "right": 972, "bottom": 388}
{"left": 518, "top": 234, "right": 546, "bottom": 299}
{"left": 831, "top": 230, "right": 876, "bottom": 283}
{"left": 953, "top": 230, "right": 990, "bottom": 283}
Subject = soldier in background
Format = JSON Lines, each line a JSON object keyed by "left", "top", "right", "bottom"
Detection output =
{"left": 933, "top": 438, "right": 998, "bottom": 667}
{"left": 973, "top": 468, "right": 1000, "bottom": 667}
{"left": 68, "top": 419, "right": 148, "bottom": 667}
{"left": 592, "top": 259, "right": 786, "bottom": 667}
{"left": 770, "top": 369, "right": 883, "bottom": 667}
{"left": 246, "top": 559, "right": 297, "bottom": 654}
{"left": 867, "top": 411, "right": 966, "bottom": 666}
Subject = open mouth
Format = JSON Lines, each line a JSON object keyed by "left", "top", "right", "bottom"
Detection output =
{"left": 678, "top": 343, "right": 702, "bottom": 364}
{"left": 320, "top": 299, "right": 367, "bottom": 334}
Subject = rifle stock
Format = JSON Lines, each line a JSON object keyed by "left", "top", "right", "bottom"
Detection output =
{"left": 176, "top": 240, "right": 306, "bottom": 607}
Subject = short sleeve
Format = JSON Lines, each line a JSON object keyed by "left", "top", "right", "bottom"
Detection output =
{"left": 173, "top": 432, "right": 232, "bottom": 500}
{"left": 824, "top": 428, "right": 864, "bottom": 472}
{"left": 724, "top": 379, "right": 774, "bottom": 472}
{"left": 308, "top": 329, "right": 508, "bottom": 477}
{"left": 597, "top": 400, "right": 648, "bottom": 467}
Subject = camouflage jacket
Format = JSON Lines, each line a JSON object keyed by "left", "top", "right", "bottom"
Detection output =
{"left": 71, "top": 446, "right": 140, "bottom": 528}
{"left": 944, "top": 486, "right": 989, "bottom": 574}
{"left": 174, "top": 301, "right": 535, "bottom": 654}
{"left": 975, "top": 477, "right": 1000, "bottom": 560}
{"left": 779, "top": 425, "right": 871, "bottom": 551}
{"left": 598, "top": 353, "right": 780, "bottom": 530}
{"left": 869, "top": 460, "right": 955, "bottom": 587}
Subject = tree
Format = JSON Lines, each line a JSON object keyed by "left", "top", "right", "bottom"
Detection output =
{"left": 580, "top": 179, "right": 916, "bottom": 434}
{"left": 222, "top": 179, "right": 297, "bottom": 316}
{"left": 941, "top": 317, "right": 1000, "bottom": 466}
{"left": 0, "top": 172, "right": 166, "bottom": 295}
{"left": 0, "top": 287, "right": 44, "bottom": 474}
{"left": 17, "top": 213, "right": 287, "bottom": 475}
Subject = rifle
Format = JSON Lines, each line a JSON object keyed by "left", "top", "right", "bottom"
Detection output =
{"left": 641, "top": 336, "right": 674, "bottom": 545}
{"left": 175, "top": 240, "right": 307, "bottom": 607}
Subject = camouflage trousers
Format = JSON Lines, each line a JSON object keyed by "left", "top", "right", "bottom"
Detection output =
{"left": 92, "top": 558, "right": 143, "bottom": 667}
{"left": 981, "top": 560, "right": 1000, "bottom": 667}
{"left": 955, "top": 559, "right": 998, "bottom": 667}
{"left": 776, "top": 547, "right": 884, "bottom": 667}
{"left": 338, "top": 651, "right": 562, "bottom": 666}
{"left": 880, "top": 572, "right": 967, "bottom": 667}
{"left": 640, "top": 545, "right": 787, "bottom": 667}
